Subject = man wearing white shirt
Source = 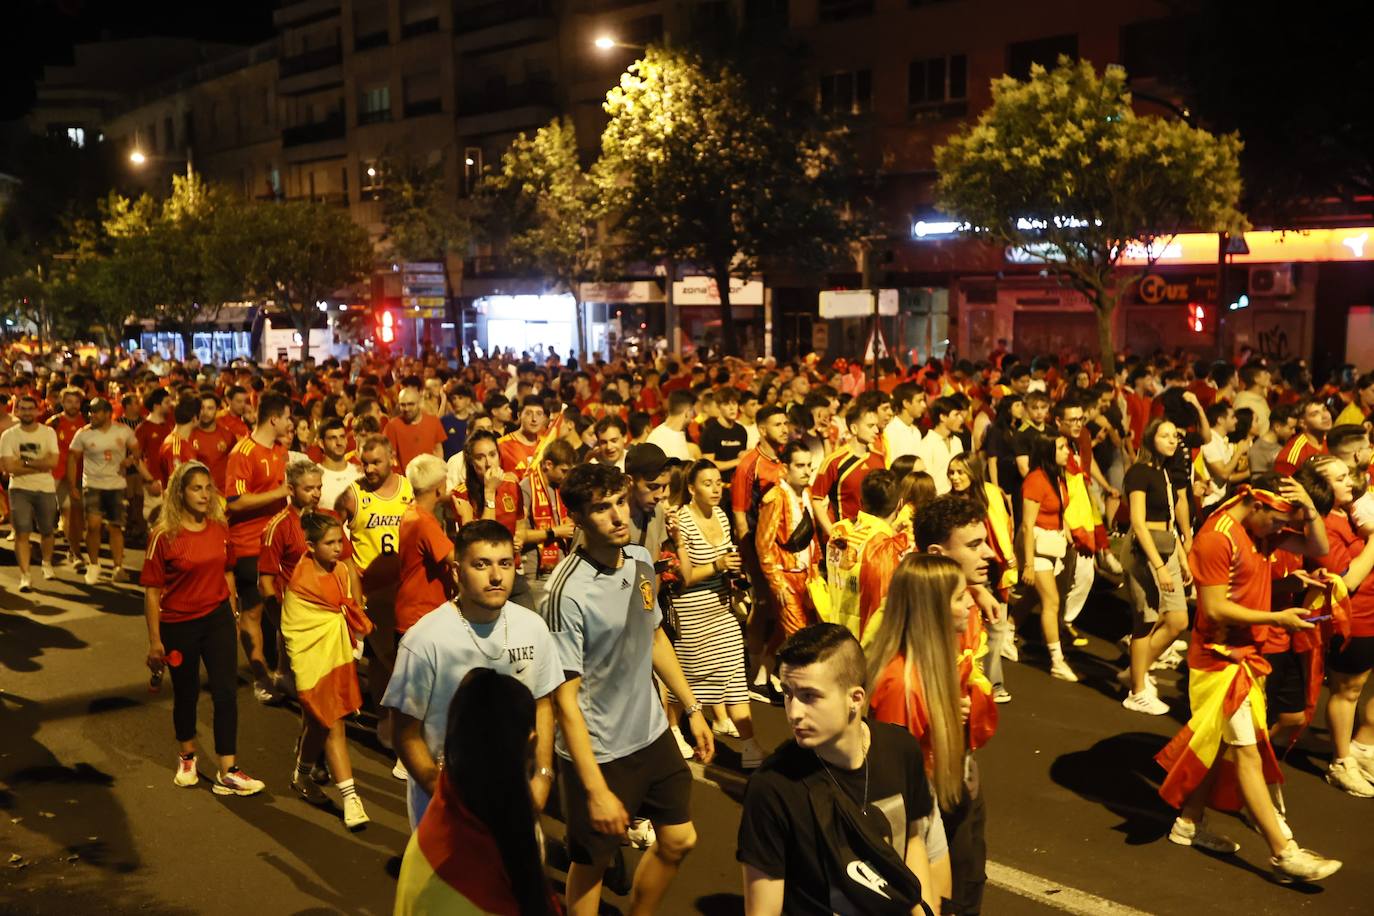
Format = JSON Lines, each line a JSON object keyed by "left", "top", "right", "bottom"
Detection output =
{"left": 593, "top": 415, "right": 629, "bottom": 471}
{"left": 916, "top": 396, "right": 966, "bottom": 494}
{"left": 883, "top": 382, "right": 928, "bottom": 465}
{"left": 645, "top": 389, "right": 697, "bottom": 462}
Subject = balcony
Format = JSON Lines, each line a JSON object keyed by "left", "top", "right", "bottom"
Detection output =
{"left": 458, "top": 80, "right": 555, "bottom": 116}
{"left": 453, "top": 0, "right": 554, "bottom": 52}
{"left": 401, "top": 17, "right": 441, "bottom": 38}
{"left": 282, "top": 112, "right": 346, "bottom": 148}
{"left": 279, "top": 45, "right": 343, "bottom": 95}
{"left": 357, "top": 107, "right": 393, "bottom": 126}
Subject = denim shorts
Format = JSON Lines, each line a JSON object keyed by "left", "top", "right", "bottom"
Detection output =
{"left": 10, "top": 489, "right": 58, "bottom": 535}
{"left": 82, "top": 487, "right": 127, "bottom": 527}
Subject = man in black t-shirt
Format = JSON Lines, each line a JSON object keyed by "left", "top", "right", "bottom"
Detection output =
{"left": 738, "top": 624, "right": 939, "bottom": 915}
{"left": 701, "top": 388, "right": 748, "bottom": 482}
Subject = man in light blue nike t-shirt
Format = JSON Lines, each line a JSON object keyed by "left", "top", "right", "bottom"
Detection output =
{"left": 385, "top": 520, "right": 561, "bottom": 828}
{"left": 542, "top": 462, "right": 716, "bottom": 916}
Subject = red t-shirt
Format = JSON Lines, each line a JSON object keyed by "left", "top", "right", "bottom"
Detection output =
{"left": 1021, "top": 469, "right": 1065, "bottom": 530}
{"left": 1122, "top": 391, "right": 1150, "bottom": 449}
{"left": 812, "top": 447, "right": 885, "bottom": 524}
{"left": 47, "top": 412, "right": 86, "bottom": 481}
{"left": 218, "top": 410, "right": 249, "bottom": 441}
{"left": 155, "top": 432, "right": 196, "bottom": 486}
{"left": 454, "top": 477, "right": 524, "bottom": 537}
{"left": 732, "top": 447, "right": 784, "bottom": 529}
{"left": 1315, "top": 511, "right": 1374, "bottom": 637}
{"left": 190, "top": 423, "right": 241, "bottom": 491}
{"left": 225, "top": 437, "right": 288, "bottom": 558}
{"left": 497, "top": 432, "right": 541, "bottom": 480}
{"left": 140, "top": 520, "right": 234, "bottom": 623}
{"left": 1273, "top": 432, "right": 1325, "bottom": 476}
{"left": 1189, "top": 511, "right": 1272, "bottom": 660}
{"left": 259, "top": 506, "right": 308, "bottom": 588}
{"left": 383, "top": 415, "right": 446, "bottom": 473}
{"left": 1260, "top": 549, "right": 1304, "bottom": 654}
{"left": 395, "top": 507, "right": 455, "bottom": 633}
{"left": 135, "top": 418, "right": 173, "bottom": 469}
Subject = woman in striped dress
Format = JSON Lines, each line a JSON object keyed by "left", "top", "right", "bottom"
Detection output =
{"left": 670, "top": 460, "right": 764, "bottom": 769}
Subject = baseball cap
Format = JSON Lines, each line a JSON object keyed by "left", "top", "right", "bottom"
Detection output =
{"left": 625, "top": 443, "right": 681, "bottom": 479}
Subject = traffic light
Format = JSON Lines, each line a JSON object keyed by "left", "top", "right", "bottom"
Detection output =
{"left": 1185, "top": 302, "right": 1215, "bottom": 334}
{"left": 377, "top": 308, "right": 395, "bottom": 344}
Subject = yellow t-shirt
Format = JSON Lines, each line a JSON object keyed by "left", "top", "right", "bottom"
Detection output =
{"left": 348, "top": 477, "right": 415, "bottom": 573}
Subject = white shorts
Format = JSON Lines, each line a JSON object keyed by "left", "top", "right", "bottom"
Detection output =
{"left": 1222, "top": 698, "right": 1258, "bottom": 747}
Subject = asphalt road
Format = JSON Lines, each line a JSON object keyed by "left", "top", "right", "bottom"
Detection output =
{"left": 3, "top": 541, "right": 1372, "bottom": 916}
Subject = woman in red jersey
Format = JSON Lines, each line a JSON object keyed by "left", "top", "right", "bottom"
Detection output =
{"left": 142, "top": 461, "right": 265, "bottom": 797}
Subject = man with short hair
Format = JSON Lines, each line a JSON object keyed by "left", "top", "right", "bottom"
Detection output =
{"left": 1249, "top": 403, "right": 1295, "bottom": 476}
{"left": 916, "top": 396, "right": 966, "bottom": 494}
{"left": 385, "top": 384, "right": 446, "bottom": 472}
{"left": 1201, "top": 401, "right": 1250, "bottom": 509}
{"left": 738, "top": 623, "right": 936, "bottom": 915}
{"left": 1274, "top": 398, "right": 1331, "bottom": 476}
{"left": 812, "top": 405, "right": 885, "bottom": 536}
{"left": 0, "top": 394, "right": 60, "bottom": 590}
{"left": 1233, "top": 362, "right": 1274, "bottom": 438}
{"left": 219, "top": 385, "right": 252, "bottom": 440}
{"left": 190, "top": 392, "right": 239, "bottom": 492}
{"left": 884, "top": 382, "right": 928, "bottom": 464}
{"left": 46, "top": 386, "right": 88, "bottom": 568}
{"left": 387, "top": 519, "right": 562, "bottom": 827}
{"left": 700, "top": 388, "right": 748, "bottom": 481}
{"left": 439, "top": 384, "right": 475, "bottom": 460}
{"left": 258, "top": 458, "right": 324, "bottom": 622}
{"left": 395, "top": 453, "right": 455, "bottom": 639}
{"left": 521, "top": 439, "right": 578, "bottom": 609}
{"left": 69, "top": 397, "right": 140, "bottom": 584}
{"left": 1335, "top": 372, "right": 1374, "bottom": 427}
{"left": 225, "top": 393, "right": 294, "bottom": 702}
{"left": 316, "top": 417, "right": 361, "bottom": 514}
{"left": 542, "top": 463, "right": 714, "bottom": 916}
{"left": 593, "top": 415, "right": 629, "bottom": 470}
{"left": 826, "top": 469, "right": 907, "bottom": 641}
{"left": 646, "top": 389, "right": 697, "bottom": 462}
{"left": 498, "top": 395, "right": 548, "bottom": 480}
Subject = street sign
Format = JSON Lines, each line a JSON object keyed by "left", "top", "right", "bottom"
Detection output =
{"left": 812, "top": 323, "right": 829, "bottom": 351}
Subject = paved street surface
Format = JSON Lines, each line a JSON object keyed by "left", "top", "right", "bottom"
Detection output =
{"left": 3, "top": 541, "right": 1372, "bottom": 916}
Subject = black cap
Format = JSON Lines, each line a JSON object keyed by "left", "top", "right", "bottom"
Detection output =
{"left": 624, "top": 443, "right": 680, "bottom": 479}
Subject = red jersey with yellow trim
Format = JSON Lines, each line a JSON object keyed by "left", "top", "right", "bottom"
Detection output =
{"left": 225, "top": 436, "right": 288, "bottom": 558}
{"left": 496, "top": 432, "right": 540, "bottom": 480}
{"left": 812, "top": 445, "right": 885, "bottom": 524}
{"left": 453, "top": 474, "right": 523, "bottom": 537}
{"left": 46, "top": 411, "right": 86, "bottom": 482}
{"left": 190, "top": 423, "right": 240, "bottom": 491}
{"left": 1273, "top": 432, "right": 1325, "bottom": 476}
{"left": 155, "top": 431, "right": 197, "bottom": 486}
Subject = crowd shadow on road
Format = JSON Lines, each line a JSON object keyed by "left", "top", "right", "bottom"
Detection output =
{"left": 0, "top": 609, "right": 88, "bottom": 673}
{"left": 1049, "top": 730, "right": 1174, "bottom": 845}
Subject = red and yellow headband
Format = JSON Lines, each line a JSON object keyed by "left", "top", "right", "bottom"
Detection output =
{"left": 1230, "top": 483, "right": 1296, "bottom": 515}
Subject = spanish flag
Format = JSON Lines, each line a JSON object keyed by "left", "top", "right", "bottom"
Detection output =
{"left": 282, "top": 557, "right": 371, "bottom": 728}
{"left": 1156, "top": 645, "right": 1282, "bottom": 812}
{"left": 958, "top": 612, "right": 998, "bottom": 751}
{"left": 394, "top": 775, "right": 561, "bottom": 916}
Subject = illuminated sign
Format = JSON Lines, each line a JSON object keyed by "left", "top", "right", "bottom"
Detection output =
{"left": 672, "top": 276, "right": 765, "bottom": 306}
{"left": 819, "top": 289, "right": 899, "bottom": 318}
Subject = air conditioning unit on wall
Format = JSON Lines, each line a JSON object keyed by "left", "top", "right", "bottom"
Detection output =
{"left": 1249, "top": 264, "right": 1294, "bottom": 297}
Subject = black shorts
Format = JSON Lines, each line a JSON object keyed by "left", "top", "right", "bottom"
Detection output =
{"left": 233, "top": 555, "right": 262, "bottom": 609}
{"left": 560, "top": 727, "right": 692, "bottom": 867}
{"left": 1327, "top": 635, "right": 1374, "bottom": 676}
{"left": 1264, "top": 650, "right": 1309, "bottom": 718}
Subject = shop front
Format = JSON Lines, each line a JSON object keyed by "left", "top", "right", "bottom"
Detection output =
{"left": 579, "top": 280, "right": 666, "bottom": 358}
{"left": 671, "top": 276, "right": 768, "bottom": 358}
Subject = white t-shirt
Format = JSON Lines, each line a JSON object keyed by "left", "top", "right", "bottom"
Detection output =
{"left": 646, "top": 423, "right": 692, "bottom": 462}
{"left": 70, "top": 423, "right": 137, "bottom": 490}
{"left": 884, "top": 414, "right": 924, "bottom": 462}
{"left": 320, "top": 461, "right": 362, "bottom": 516}
{"left": 916, "top": 429, "right": 965, "bottom": 494}
{"left": 0, "top": 423, "right": 59, "bottom": 493}
{"left": 1199, "top": 432, "right": 1234, "bottom": 507}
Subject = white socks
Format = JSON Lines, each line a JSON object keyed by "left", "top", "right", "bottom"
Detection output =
{"left": 1048, "top": 642, "right": 1065, "bottom": 663}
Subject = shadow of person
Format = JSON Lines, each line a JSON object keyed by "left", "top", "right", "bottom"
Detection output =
{"left": 0, "top": 692, "right": 142, "bottom": 874}
{"left": 0, "top": 609, "right": 89, "bottom": 673}
{"left": 1049, "top": 731, "right": 1174, "bottom": 845}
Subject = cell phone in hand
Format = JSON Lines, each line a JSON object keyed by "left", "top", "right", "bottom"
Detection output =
{"left": 1303, "top": 614, "right": 1332, "bottom": 623}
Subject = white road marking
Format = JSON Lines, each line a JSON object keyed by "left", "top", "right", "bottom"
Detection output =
{"left": 985, "top": 861, "right": 1158, "bottom": 915}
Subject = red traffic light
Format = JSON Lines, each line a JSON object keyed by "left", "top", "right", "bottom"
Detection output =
{"left": 1185, "top": 302, "right": 1211, "bottom": 334}
{"left": 378, "top": 309, "right": 395, "bottom": 343}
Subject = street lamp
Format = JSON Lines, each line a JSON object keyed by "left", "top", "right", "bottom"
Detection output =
{"left": 129, "top": 150, "right": 147, "bottom": 165}
{"left": 593, "top": 36, "right": 646, "bottom": 51}
{"left": 130, "top": 147, "right": 194, "bottom": 177}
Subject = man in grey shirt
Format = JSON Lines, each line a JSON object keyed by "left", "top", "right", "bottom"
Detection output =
{"left": 1247, "top": 403, "right": 1295, "bottom": 475}
{"left": 68, "top": 397, "right": 140, "bottom": 584}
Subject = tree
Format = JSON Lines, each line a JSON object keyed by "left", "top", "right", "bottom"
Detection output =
{"left": 483, "top": 117, "right": 605, "bottom": 361}
{"left": 935, "top": 58, "right": 1246, "bottom": 371}
{"left": 376, "top": 160, "right": 473, "bottom": 264}
{"left": 240, "top": 200, "right": 373, "bottom": 364}
{"left": 598, "top": 47, "right": 862, "bottom": 354}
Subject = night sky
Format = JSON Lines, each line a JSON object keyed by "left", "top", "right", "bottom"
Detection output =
{"left": 1, "top": 0, "right": 277, "bottom": 121}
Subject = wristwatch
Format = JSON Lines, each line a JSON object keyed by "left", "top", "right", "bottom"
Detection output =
{"left": 684, "top": 702, "right": 704, "bottom": 717}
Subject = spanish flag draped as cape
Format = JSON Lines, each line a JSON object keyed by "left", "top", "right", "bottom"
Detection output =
{"left": 282, "top": 556, "right": 372, "bottom": 728}
{"left": 1155, "top": 643, "right": 1282, "bottom": 812}
{"left": 394, "top": 773, "right": 562, "bottom": 916}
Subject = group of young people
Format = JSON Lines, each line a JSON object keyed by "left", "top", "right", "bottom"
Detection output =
{"left": 4, "top": 338, "right": 1373, "bottom": 912}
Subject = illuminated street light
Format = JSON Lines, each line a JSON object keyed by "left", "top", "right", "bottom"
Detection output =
{"left": 129, "top": 150, "right": 147, "bottom": 165}
{"left": 366, "top": 166, "right": 377, "bottom": 177}
{"left": 594, "top": 36, "right": 616, "bottom": 50}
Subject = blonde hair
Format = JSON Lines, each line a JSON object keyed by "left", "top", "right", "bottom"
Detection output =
{"left": 406, "top": 453, "right": 448, "bottom": 494}
{"left": 865, "top": 553, "right": 966, "bottom": 810}
{"left": 159, "top": 461, "right": 226, "bottom": 538}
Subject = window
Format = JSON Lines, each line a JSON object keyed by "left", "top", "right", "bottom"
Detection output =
{"left": 354, "top": 0, "right": 389, "bottom": 49}
{"left": 64, "top": 126, "right": 85, "bottom": 148}
{"left": 358, "top": 85, "right": 391, "bottom": 125}
{"left": 361, "top": 159, "right": 383, "bottom": 200}
{"left": 909, "top": 54, "right": 967, "bottom": 113}
{"left": 401, "top": 0, "right": 439, "bottom": 37}
{"left": 818, "top": 0, "right": 873, "bottom": 22}
{"left": 403, "top": 70, "right": 442, "bottom": 117}
{"left": 1007, "top": 33, "right": 1077, "bottom": 80}
{"left": 462, "top": 147, "right": 483, "bottom": 196}
{"left": 819, "top": 69, "right": 872, "bottom": 116}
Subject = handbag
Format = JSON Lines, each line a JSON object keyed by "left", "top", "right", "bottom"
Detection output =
{"left": 803, "top": 767, "right": 934, "bottom": 916}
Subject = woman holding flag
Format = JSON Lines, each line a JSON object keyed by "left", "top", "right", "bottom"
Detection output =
{"left": 282, "top": 511, "right": 373, "bottom": 830}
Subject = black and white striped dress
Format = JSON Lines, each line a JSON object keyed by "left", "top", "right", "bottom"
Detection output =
{"left": 669, "top": 504, "right": 748, "bottom": 706}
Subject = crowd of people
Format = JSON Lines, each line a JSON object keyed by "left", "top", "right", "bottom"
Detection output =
{"left": 4, "top": 338, "right": 1373, "bottom": 913}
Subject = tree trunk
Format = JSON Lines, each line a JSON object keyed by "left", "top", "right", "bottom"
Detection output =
{"left": 179, "top": 321, "right": 195, "bottom": 363}
{"left": 295, "top": 309, "right": 313, "bottom": 365}
{"left": 1095, "top": 295, "right": 1117, "bottom": 375}
{"left": 714, "top": 263, "right": 736, "bottom": 357}
{"left": 573, "top": 293, "right": 588, "bottom": 365}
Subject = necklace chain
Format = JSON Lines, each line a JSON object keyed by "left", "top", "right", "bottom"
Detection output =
{"left": 815, "top": 725, "right": 870, "bottom": 813}
{"left": 458, "top": 607, "right": 508, "bottom": 662}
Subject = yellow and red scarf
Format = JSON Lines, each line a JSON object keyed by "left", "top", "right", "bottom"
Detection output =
{"left": 527, "top": 462, "right": 567, "bottom": 574}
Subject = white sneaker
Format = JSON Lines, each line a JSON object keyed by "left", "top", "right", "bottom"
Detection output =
{"left": 111, "top": 567, "right": 129, "bottom": 584}
{"left": 392, "top": 758, "right": 408, "bottom": 780}
{"left": 342, "top": 794, "right": 370, "bottom": 830}
{"left": 671, "top": 725, "right": 694, "bottom": 759}
{"left": 712, "top": 718, "right": 740, "bottom": 738}
{"left": 1000, "top": 638, "right": 1020, "bottom": 662}
{"left": 1049, "top": 659, "right": 1079, "bottom": 682}
{"left": 212, "top": 768, "right": 265, "bottom": 796}
{"left": 18, "top": 573, "right": 32, "bottom": 592}
{"left": 1352, "top": 748, "right": 1374, "bottom": 784}
{"left": 993, "top": 687, "right": 1012, "bottom": 704}
{"left": 1123, "top": 690, "right": 1170, "bottom": 716}
{"left": 252, "top": 683, "right": 279, "bottom": 705}
{"left": 1168, "top": 816, "right": 1239, "bottom": 854}
{"left": 740, "top": 738, "right": 764, "bottom": 770}
{"left": 84, "top": 564, "right": 102, "bottom": 585}
{"left": 1241, "top": 805, "right": 1293, "bottom": 842}
{"left": 1325, "top": 757, "right": 1374, "bottom": 797}
{"left": 1271, "top": 840, "right": 1342, "bottom": 883}
{"left": 41, "top": 563, "right": 56, "bottom": 580}
{"left": 173, "top": 755, "right": 199, "bottom": 787}
{"left": 1115, "top": 667, "right": 1158, "bottom": 692}
{"left": 626, "top": 817, "right": 656, "bottom": 849}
